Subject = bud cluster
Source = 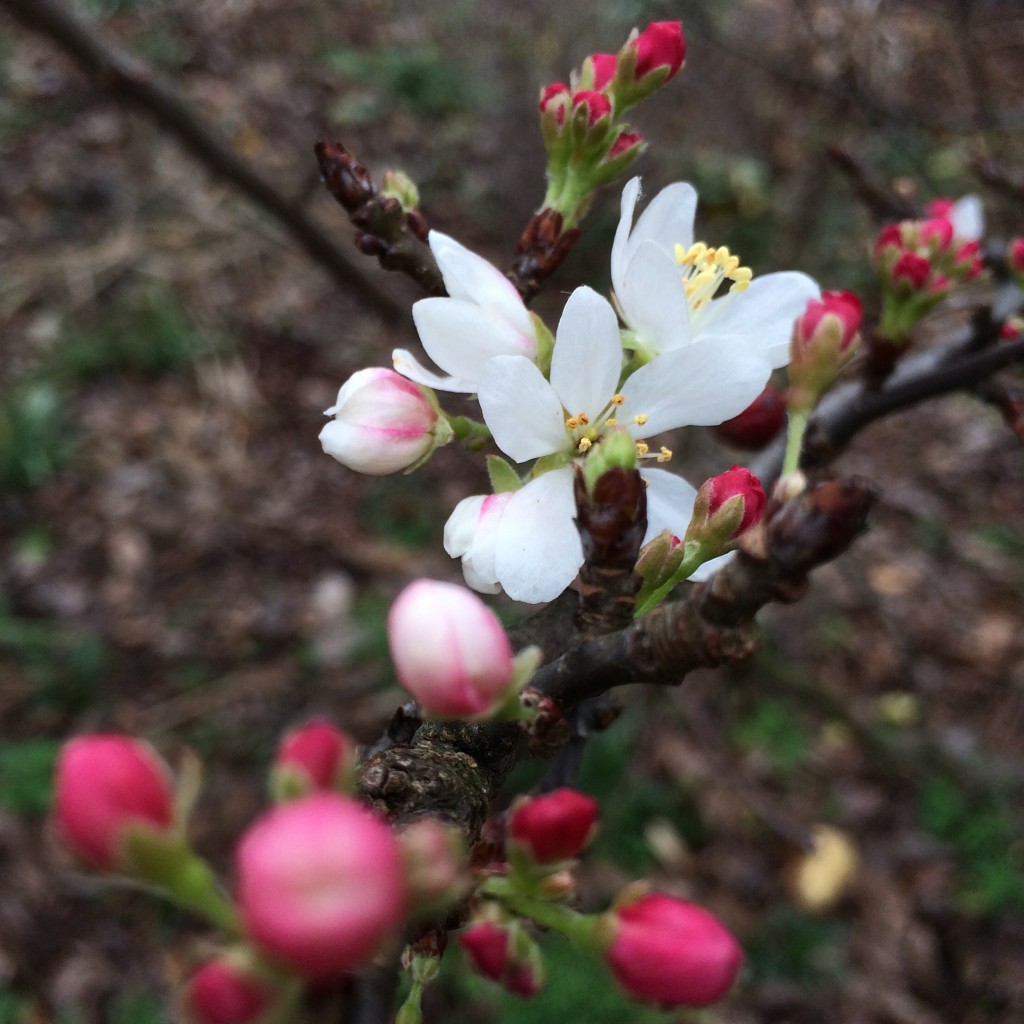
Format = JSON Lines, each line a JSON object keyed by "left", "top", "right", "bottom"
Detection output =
{"left": 873, "top": 197, "right": 985, "bottom": 342}
{"left": 539, "top": 21, "right": 685, "bottom": 226}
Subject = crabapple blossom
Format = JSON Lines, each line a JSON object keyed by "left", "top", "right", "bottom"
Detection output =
{"left": 508, "top": 788, "right": 599, "bottom": 864}
{"left": 449, "top": 285, "right": 773, "bottom": 602}
{"left": 270, "top": 718, "right": 354, "bottom": 799}
{"left": 319, "top": 368, "right": 451, "bottom": 475}
{"left": 236, "top": 794, "right": 406, "bottom": 980}
{"left": 387, "top": 578, "right": 515, "bottom": 718}
{"left": 395, "top": 231, "right": 537, "bottom": 393}
{"left": 789, "top": 289, "right": 863, "bottom": 410}
{"left": 611, "top": 177, "right": 820, "bottom": 364}
{"left": 54, "top": 734, "right": 175, "bottom": 870}
{"left": 603, "top": 893, "right": 743, "bottom": 1008}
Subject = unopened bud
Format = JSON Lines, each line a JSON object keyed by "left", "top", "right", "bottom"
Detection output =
{"left": 788, "top": 290, "right": 863, "bottom": 410}
{"left": 713, "top": 382, "right": 788, "bottom": 449}
{"left": 186, "top": 951, "right": 279, "bottom": 1024}
{"left": 1008, "top": 237, "right": 1024, "bottom": 285}
{"left": 380, "top": 170, "right": 420, "bottom": 213}
{"left": 684, "top": 466, "right": 766, "bottom": 551}
{"left": 459, "top": 918, "right": 544, "bottom": 998}
{"left": 398, "top": 817, "right": 467, "bottom": 914}
{"left": 270, "top": 719, "right": 355, "bottom": 801}
{"left": 632, "top": 21, "right": 686, "bottom": 82}
{"left": 508, "top": 788, "right": 599, "bottom": 866}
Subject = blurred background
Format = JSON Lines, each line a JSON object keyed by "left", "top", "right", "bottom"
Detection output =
{"left": 1, "top": 0, "right": 1023, "bottom": 1020}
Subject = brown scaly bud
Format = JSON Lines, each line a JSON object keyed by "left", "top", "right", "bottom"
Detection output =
{"left": 508, "top": 209, "right": 582, "bottom": 303}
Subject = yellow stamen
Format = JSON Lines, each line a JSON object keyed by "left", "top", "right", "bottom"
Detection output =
{"left": 633, "top": 413, "right": 648, "bottom": 426}
{"left": 677, "top": 237, "right": 756, "bottom": 316}
{"left": 605, "top": 417, "right": 618, "bottom": 427}
{"left": 577, "top": 412, "right": 589, "bottom": 425}
{"left": 577, "top": 438, "right": 592, "bottom": 453}
{"left": 657, "top": 446, "right": 672, "bottom": 462}
{"left": 611, "top": 394, "right": 624, "bottom": 406}
{"left": 635, "top": 441, "right": 649, "bottom": 456}
{"left": 565, "top": 416, "right": 580, "bottom": 429}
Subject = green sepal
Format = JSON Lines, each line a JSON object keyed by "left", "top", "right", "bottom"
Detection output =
{"left": 531, "top": 312, "right": 555, "bottom": 379}
{"left": 487, "top": 454, "right": 523, "bottom": 494}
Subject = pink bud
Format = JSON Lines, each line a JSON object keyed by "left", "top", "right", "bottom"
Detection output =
{"left": 539, "top": 81, "right": 570, "bottom": 126}
{"left": 605, "top": 894, "right": 742, "bottom": 1008}
{"left": 588, "top": 53, "right": 618, "bottom": 90}
{"left": 892, "top": 251, "right": 932, "bottom": 288}
{"left": 459, "top": 920, "right": 543, "bottom": 998}
{"left": 459, "top": 921, "right": 510, "bottom": 982}
{"left": 925, "top": 197, "right": 954, "bottom": 218}
{"left": 1009, "top": 237, "right": 1024, "bottom": 277}
{"left": 694, "top": 466, "right": 766, "bottom": 542}
{"left": 236, "top": 794, "right": 406, "bottom": 980}
{"left": 1001, "top": 320, "right": 1022, "bottom": 341}
{"left": 873, "top": 223, "right": 903, "bottom": 255}
{"left": 795, "top": 290, "right": 863, "bottom": 355}
{"left": 54, "top": 735, "right": 175, "bottom": 870}
{"left": 713, "top": 383, "right": 788, "bottom": 450}
{"left": 186, "top": 956, "right": 275, "bottom": 1024}
{"left": 387, "top": 579, "right": 514, "bottom": 719}
{"left": 508, "top": 788, "right": 599, "bottom": 864}
{"left": 633, "top": 21, "right": 686, "bottom": 81}
{"left": 571, "top": 89, "right": 612, "bottom": 127}
{"left": 608, "top": 130, "right": 643, "bottom": 159}
{"left": 919, "top": 216, "right": 954, "bottom": 251}
{"left": 272, "top": 718, "right": 353, "bottom": 797}
{"left": 398, "top": 817, "right": 466, "bottom": 912}
{"left": 319, "top": 368, "right": 444, "bottom": 475}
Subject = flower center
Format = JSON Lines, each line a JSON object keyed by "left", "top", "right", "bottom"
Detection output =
{"left": 674, "top": 241, "right": 753, "bottom": 317}
{"left": 563, "top": 395, "right": 672, "bottom": 463}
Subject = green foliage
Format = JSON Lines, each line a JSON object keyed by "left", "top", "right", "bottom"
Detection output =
{"left": 0, "top": 381, "right": 76, "bottom": 489}
{"left": 918, "top": 777, "right": 1024, "bottom": 915}
{"left": 0, "top": 739, "right": 60, "bottom": 816}
{"left": 732, "top": 697, "right": 812, "bottom": 773}
{"left": 443, "top": 930, "right": 671, "bottom": 1024}
{"left": 108, "top": 990, "right": 165, "bottom": 1024}
{"left": 321, "top": 44, "right": 484, "bottom": 120}
{"left": 357, "top": 475, "right": 440, "bottom": 549}
{"left": 745, "top": 907, "right": 848, "bottom": 986}
{"left": 54, "top": 290, "right": 220, "bottom": 381}
{"left": 348, "top": 592, "right": 393, "bottom": 679}
{"left": 974, "top": 522, "right": 1024, "bottom": 561}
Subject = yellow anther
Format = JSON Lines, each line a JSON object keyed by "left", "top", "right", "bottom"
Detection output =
{"left": 566, "top": 416, "right": 580, "bottom": 429}
{"left": 730, "top": 280, "right": 750, "bottom": 294}
{"left": 577, "top": 437, "right": 592, "bottom": 453}
{"left": 577, "top": 412, "right": 589, "bottom": 425}
{"left": 611, "top": 394, "right": 625, "bottom": 405}
{"left": 635, "top": 441, "right": 650, "bottom": 456}
{"left": 605, "top": 417, "right": 618, "bottom": 427}
{"left": 692, "top": 269, "right": 716, "bottom": 290}
{"left": 731, "top": 266, "right": 753, "bottom": 283}
{"left": 633, "top": 413, "right": 648, "bottom": 426}
{"left": 688, "top": 242, "right": 707, "bottom": 264}
{"left": 657, "top": 446, "right": 672, "bottom": 462}
{"left": 723, "top": 255, "right": 740, "bottom": 275}
{"left": 715, "top": 246, "right": 732, "bottom": 265}
{"left": 674, "top": 243, "right": 687, "bottom": 264}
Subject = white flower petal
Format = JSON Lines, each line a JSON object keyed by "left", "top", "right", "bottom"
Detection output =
{"left": 478, "top": 356, "right": 567, "bottom": 463}
{"left": 641, "top": 468, "right": 697, "bottom": 544}
{"left": 444, "top": 493, "right": 512, "bottom": 594}
{"left": 428, "top": 230, "right": 534, "bottom": 337}
{"left": 620, "top": 336, "right": 771, "bottom": 434}
{"left": 620, "top": 242, "right": 693, "bottom": 355}
{"left": 549, "top": 287, "right": 624, "bottom": 418}
{"left": 949, "top": 195, "right": 984, "bottom": 242}
{"left": 413, "top": 297, "right": 534, "bottom": 379}
{"left": 697, "top": 272, "right": 820, "bottom": 369}
{"left": 629, "top": 182, "right": 698, "bottom": 262}
{"left": 493, "top": 468, "right": 581, "bottom": 603}
{"left": 611, "top": 177, "right": 643, "bottom": 296}
{"left": 391, "top": 348, "right": 476, "bottom": 393}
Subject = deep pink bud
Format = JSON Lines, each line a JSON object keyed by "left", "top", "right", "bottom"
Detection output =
{"left": 919, "top": 216, "right": 954, "bottom": 251}
{"left": 459, "top": 921, "right": 510, "bottom": 981}
{"left": 387, "top": 579, "right": 514, "bottom": 719}
{"left": 588, "top": 53, "right": 618, "bottom": 90}
{"left": 608, "top": 130, "right": 643, "bottom": 159}
{"left": 1001, "top": 320, "right": 1022, "bottom": 341}
{"left": 272, "top": 718, "right": 353, "bottom": 797}
{"left": 713, "top": 383, "right": 788, "bottom": 450}
{"left": 236, "top": 794, "right": 406, "bottom": 980}
{"left": 539, "top": 81, "right": 570, "bottom": 126}
{"left": 925, "top": 197, "right": 954, "bottom": 218}
{"left": 705, "top": 467, "right": 766, "bottom": 538}
{"left": 795, "top": 290, "right": 863, "bottom": 354}
{"left": 54, "top": 735, "right": 175, "bottom": 870}
{"left": 605, "top": 894, "right": 742, "bottom": 1008}
{"left": 508, "top": 788, "right": 599, "bottom": 864}
{"left": 186, "top": 956, "right": 275, "bottom": 1024}
{"left": 892, "top": 251, "right": 931, "bottom": 288}
{"left": 874, "top": 223, "right": 903, "bottom": 255}
{"left": 1010, "top": 237, "right": 1024, "bottom": 277}
{"left": 571, "top": 89, "right": 612, "bottom": 126}
{"left": 633, "top": 21, "right": 686, "bottom": 81}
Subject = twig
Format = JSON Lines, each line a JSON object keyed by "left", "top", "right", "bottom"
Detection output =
{"left": 826, "top": 144, "right": 919, "bottom": 222}
{"left": 0, "top": 0, "right": 406, "bottom": 326}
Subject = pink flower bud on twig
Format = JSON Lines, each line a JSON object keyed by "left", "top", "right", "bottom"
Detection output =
{"left": 508, "top": 788, "right": 599, "bottom": 865}
{"left": 236, "top": 794, "right": 406, "bottom": 980}
{"left": 54, "top": 734, "right": 175, "bottom": 870}
{"left": 603, "top": 893, "right": 742, "bottom": 1008}
{"left": 539, "top": 82, "right": 570, "bottom": 127}
{"left": 270, "top": 718, "right": 355, "bottom": 800}
{"left": 387, "top": 579, "right": 515, "bottom": 719}
{"left": 1008, "top": 237, "right": 1024, "bottom": 284}
{"left": 319, "top": 368, "right": 451, "bottom": 475}
{"left": 571, "top": 89, "right": 612, "bottom": 127}
{"left": 459, "top": 919, "right": 544, "bottom": 998}
{"left": 632, "top": 21, "right": 686, "bottom": 82}
{"left": 684, "top": 466, "right": 766, "bottom": 550}
{"left": 789, "top": 290, "right": 863, "bottom": 408}
{"left": 586, "top": 53, "right": 618, "bottom": 90}
{"left": 186, "top": 954, "right": 277, "bottom": 1024}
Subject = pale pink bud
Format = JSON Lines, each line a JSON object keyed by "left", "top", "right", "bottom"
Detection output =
{"left": 588, "top": 53, "right": 618, "bottom": 90}
{"left": 398, "top": 817, "right": 466, "bottom": 912}
{"left": 186, "top": 955, "right": 275, "bottom": 1024}
{"left": 571, "top": 89, "right": 612, "bottom": 127}
{"left": 459, "top": 920, "right": 543, "bottom": 998}
{"left": 633, "top": 21, "right": 686, "bottom": 81}
{"left": 713, "top": 383, "right": 788, "bottom": 450}
{"left": 608, "top": 130, "right": 643, "bottom": 159}
{"left": 271, "top": 718, "right": 354, "bottom": 798}
{"left": 54, "top": 734, "right": 175, "bottom": 870}
{"left": 319, "top": 368, "right": 445, "bottom": 475}
{"left": 508, "top": 788, "right": 599, "bottom": 864}
{"left": 387, "top": 579, "right": 514, "bottom": 719}
{"left": 236, "top": 794, "right": 406, "bottom": 980}
{"left": 685, "top": 466, "right": 766, "bottom": 548}
{"left": 605, "top": 894, "right": 742, "bottom": 1008}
